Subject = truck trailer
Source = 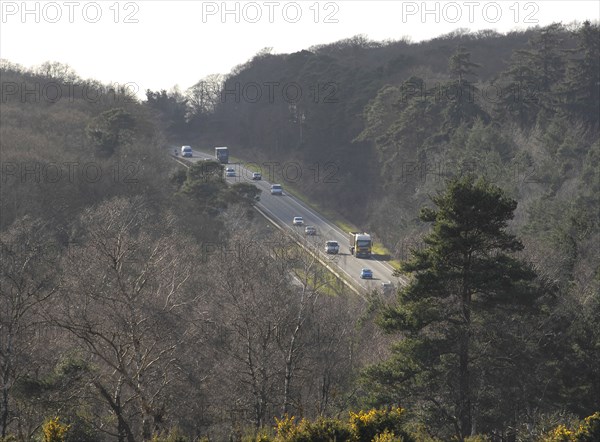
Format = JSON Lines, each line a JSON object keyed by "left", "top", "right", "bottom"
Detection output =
{"left": 349, "top": 232, "right": 372, "bottom": 258}
{"left": 215, "top": 146, "right": 229, "bottom": 164}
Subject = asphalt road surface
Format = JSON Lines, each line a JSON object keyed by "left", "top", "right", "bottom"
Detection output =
{"left": 175, "top": 148, "right": 407, "bottom": 296}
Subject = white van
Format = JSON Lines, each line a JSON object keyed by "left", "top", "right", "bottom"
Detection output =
{"left": 181, "top": 146, "right": 193, "bottom": 157}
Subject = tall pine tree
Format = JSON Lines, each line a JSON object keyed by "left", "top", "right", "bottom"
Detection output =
{"left": 560, "top": 21, "right": 600, "bottom": 126}
{"left": 363, "top": 175, "right": 539, "bottom": 440}
{"left": 443, "top": 46, "right": 488, "bottom": 129}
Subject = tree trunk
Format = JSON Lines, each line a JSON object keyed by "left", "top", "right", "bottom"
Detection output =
{"left": 1, "top": 366, "right": 9, "bottom": 438}
{"left": 95, "top": 381, "right": 135, "bottom": 442}
{"left": 458, "top": 331, "right": 471, "bottom": 440}
{"left": 1, "top": 327, "right": 14, "bottom": 437}
{"left": 458, "top": 286, "right": 472, "bottom": 440}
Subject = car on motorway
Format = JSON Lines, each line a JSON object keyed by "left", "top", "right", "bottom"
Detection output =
{"left": 271, "top": 184, "right": 283, "bottom": 195}
{"left": 181, "top": 145, "right": 193, "bottom": 157}
{"left": 381, "top": 281, "right": 394, "bottom": 293}
{"left": 304, "top": 226, "right": 317, "bottom": 235}
{"left": 325, "top": 240, "right": 339, "bottom": 254}
{"left": 293, "top": 216, "right": 304, "bottom": 226}
{"left": 360, "top": 268, "right": 373, "bottom": 279}
{"left": 252, "top": 172, "right": 262, "bottom": 180}
{"left": 225, "top": 167, "right": 236, "bottom": 177}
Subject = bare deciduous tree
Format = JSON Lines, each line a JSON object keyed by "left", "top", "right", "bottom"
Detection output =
{"left": 203, "top": 218, "right": 362, "bottom": 435}
{"left": 0, "top": 217, "right": 59, "bottom": 438}
{"left": 57, "top": 196, "right": 202, "bottom": 441}
{"left": 186, "top": 74, "right": 224, "bottom": 118}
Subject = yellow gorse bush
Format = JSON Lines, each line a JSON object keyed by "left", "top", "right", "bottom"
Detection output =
{"left": 349, "top": 407, "right": 407, "bottom": 442}
{"left": 349, "top": 409, "right": 378, "bottom": 432}
{"left": 274, "top": 414, "right": 300, "bottom": 439}
{"left": 574, "top": 412, "right": 600, "bottom": 440}
{"left": 548, "top": 425, "right": 573, "bottom": 441}
{"left": 371, "top": 429, "right": 404, "bottom": 442}
{"left": 42, "top": 417, "right": 70, "bottom": 442}
{"left": 272, "top": 408, "right": 409, "bottom": 442}
{"left": 541, "top": 412, "right": 600, "bottom": 442}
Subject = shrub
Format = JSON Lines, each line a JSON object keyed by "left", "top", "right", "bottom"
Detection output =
{"left": 541, "top": 412, "right": 600, "bottom": 441}
{"left": 349, "top": 408, "right": 414, "bottom": 442}
{"left": 274, "top": 415, "right": 352, "bottom": 442}
{"left": 42, "top": 417, "right": 70, "bottom": 442}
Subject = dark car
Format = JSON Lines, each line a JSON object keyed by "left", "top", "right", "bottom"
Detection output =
{"left": 381, "top": 281, "right": 394, "bottom": 293}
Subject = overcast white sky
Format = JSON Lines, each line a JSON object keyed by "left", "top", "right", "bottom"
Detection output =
{"left": 1, "top": 1, "right": 598, "bottom": 98}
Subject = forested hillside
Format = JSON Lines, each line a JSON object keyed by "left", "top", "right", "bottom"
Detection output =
{"left": 0, "top": 61, "right": 374, "bottom": 441}
{"left": 144, "top": 21, "right": 600, "bottom": 440}
{"left": 149, "top": 23, "right": 597, "bottom": 286}
{"left": 1, "top": 21, "right": 598, "bottom": 442}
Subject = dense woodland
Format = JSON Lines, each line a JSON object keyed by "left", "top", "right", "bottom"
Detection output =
{"left": 1, "top": 21, "right": 599, "bottom": 441}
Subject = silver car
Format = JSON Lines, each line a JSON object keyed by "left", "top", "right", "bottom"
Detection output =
{"left": 325, "top": 240, "right": 339, "bottom": 254}
{"left": 304, "top": 226, "right": 317, "bottom": 235}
